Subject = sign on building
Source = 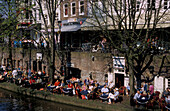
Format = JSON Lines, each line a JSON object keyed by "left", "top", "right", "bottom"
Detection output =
{"left": 113, "top": 56, "right": 126, "bottom": 75}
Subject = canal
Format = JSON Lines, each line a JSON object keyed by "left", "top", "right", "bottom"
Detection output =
{"left": 0, "top": 88, "right": 94, "bottom": 111}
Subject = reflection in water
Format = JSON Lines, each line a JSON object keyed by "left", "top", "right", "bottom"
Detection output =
{"left": 0, "top": 89, "right": 94, "bottom": 111}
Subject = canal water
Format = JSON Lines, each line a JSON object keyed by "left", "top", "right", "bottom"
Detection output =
{"left": 0, "top": 88, "right": 94, "bottom": 111}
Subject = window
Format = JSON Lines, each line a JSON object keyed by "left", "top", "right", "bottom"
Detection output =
{"left": 34, "top": 9, "right": 36, "bottom": 22}
{"left": 164, "top": 0, "right": 170, "bottom": 9}
{"left": 39, "top": 9, "right": 41, "bottom": 20}
{"left": 64, "top": 3, "right": 68, "bottom": 17}
{"left": 136, "top": 1, "right": 140, "bottom": 12}
{"left": 152, "top": 0, "right": 156, "bottom": 10}
{"left": 79, "top": 1, "right": 84, "bottom": 15}
{"left": 147, "top": 0, "right": 155, "bottom": 10}
{"left": 71, "top": 2, "right": 76, "bottom": 16}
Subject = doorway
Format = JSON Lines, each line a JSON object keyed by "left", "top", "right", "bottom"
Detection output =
{"left": 115, "top": 73, "right": 124, "bottom": 88}
{"left": 38, "top": 61, "right": 42, "bottom": 71}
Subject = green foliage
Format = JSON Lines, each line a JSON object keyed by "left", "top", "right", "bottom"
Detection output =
{"left": 0, "top": 0, "right": 20, "bottom": 40}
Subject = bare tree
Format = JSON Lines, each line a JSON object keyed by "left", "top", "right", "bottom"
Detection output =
{"left": 33, "top": 0, "right": 62, "bottom": 83}
{"left": 86, "top": 0, "right": 170, "bottom": 94}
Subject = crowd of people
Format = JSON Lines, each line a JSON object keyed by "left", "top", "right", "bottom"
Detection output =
{"left": 0, "top": 66, "right": 170, "bottom": 109}
{"left": 0, "top": 66, "right": 122, "bottom": 104}
{"left": 0, "top": 67, "right": 49, "bottom": 89}
{"left": 132, "top": 82, "right": 170, "bottom": 110}
{"left": 47, "top": 77, "right": 122, "bottom": 104}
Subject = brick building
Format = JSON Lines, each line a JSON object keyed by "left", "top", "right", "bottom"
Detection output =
{"left": 59, "top": 0, "right": 88, "bottom": 49}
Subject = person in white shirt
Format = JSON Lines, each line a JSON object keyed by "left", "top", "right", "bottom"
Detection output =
{"left": 108, "top": 88, "right": 119, "bottom": 104}
{"left": 88, "top": 83, "right": 94, "bottom": 93}
{"left": 108, "top": 81, "right": 114, "bottom": 89}
{"left": 1, "top": 64, "right": 6, "bottom": 71}
{"left": 101, "top": 85, "right": 109, "bottom": 94}
{"left": 133, "top": 90, "right": 141, "bottom": 100}
{"left": 12, "top": 69, "right": 18, "bottom": 78}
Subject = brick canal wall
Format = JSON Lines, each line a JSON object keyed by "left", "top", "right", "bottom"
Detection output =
{"left": 0, "top": 47, "right": 169, "bottom": 85}
{"left": 0, "top": 48, "right": 112, "bottom": 84}
{"left": 71, "top": 52, "right": 112, "bottom": 83}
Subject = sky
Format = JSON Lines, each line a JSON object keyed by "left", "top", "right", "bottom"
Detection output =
{"left": 0, "top": 0, "right": 16, "bottom": 19}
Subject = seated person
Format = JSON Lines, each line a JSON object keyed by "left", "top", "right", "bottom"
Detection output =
{"left": 29, "top": 77, "right": 35, "bottom": 85}
{"left": 88, "top": 83, "right": 93, "bottom": 93}
{"left": 80, "top": 89, "right": 88, "bottom": 100}
{"left": 68, "top": 82, "right": 73, "bottom": 88}
{"left": 165, "top": 95, "right": 170, "bottom": 104}
{"left": 165, "top": 95, "right": 170, "bottom": 109}
{"left": 47, "top": 83, "right": 55, "bottom": 91}
{"left": 108, "top": 88, "right": 119, "bottom": 104}
{"left": 162, "top": 87, "right": 170, "bottom": 98}
{"left": 36, "top": 77, "right": 43, "bottom": 89}
{"left": 100, "top": 85, "right": 109, "bottom": 100}
{"left": 114, "top": 88, "right": 119, "bottom": 99}
{"left": 62, "top": 82, "right": 73, "bottom": 94}
{"left": 81, "top": 83, "right": 87, "bottom": 91}
{"left": 101, "top": 85, "right": 109, "bottom": 94}
{"left": 126, "top": 83, "right": 130, "bottom": 96}
{"left": 137, "top": 92, "right": 149, "bottom": 103}
{"left": 54, "top": 80, "right": 60, "bottom": 87}
{"left": 36, "top": 77, "right": 42, "bottom": 83}
{"left": 74, "top": 83, "right": 81, "bottom": 95}
{"left": 108, "top": 81, "right": 114, "bottom": 89}
{"left": 0, "top": 74, "right": 4, "bottom": 81}
{"left": 60, "top": 80, "right": 65, "bottom": 88}
{"left": 84, "top": 78, "right": 90, "bottom": 85}
{"left": 77, "top": 78, "right": 83, "bottom": 87}
{"left": 133, "top": 90, "right": 141, "bottom": 102}
{"left": 147, "top": 91, "right": 153, "bottom": 100}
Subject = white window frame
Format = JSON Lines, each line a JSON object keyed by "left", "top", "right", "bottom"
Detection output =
{"left": 63, "top": 3, "right": 69, "bottom": 17}
{"left": 147, "top": 0, "right": 155, "bottom": 10}
{"left": 39, "top": 9, "right": 41, "bottom": 20}
{"left": 71, "top": 2, "right": 76, "bottom": 16}
{"left": 79, "top": 0, "right": 84, "bottom": 15}
{"left": 164, "top": 0, "right": 170, "bottom": 9}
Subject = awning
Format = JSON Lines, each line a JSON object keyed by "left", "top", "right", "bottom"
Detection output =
{"left": 61, "top": 18, "right": 86, "bottom": 32}
{"left": 61, "top": 25, "right": 81, "bottom": 32}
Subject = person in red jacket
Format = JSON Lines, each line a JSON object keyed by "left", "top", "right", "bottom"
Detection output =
{"left": 68, "top": 82, "right": 73, "bottom": 88}
{"left": 54, "top": 80, "right": 60, "bottom": 86}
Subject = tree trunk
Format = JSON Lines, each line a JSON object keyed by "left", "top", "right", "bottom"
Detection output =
{"left": 9, "top": 36, "right": 13, "bottom": 71}
{"left": 136, "top": 74, "right": 141, "bottom": 89}
{"left": 49, "top": 26, "right": 55, "bottom": 84}
{"left": 129, "top": 64, "right": 135, "bottom": 95}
